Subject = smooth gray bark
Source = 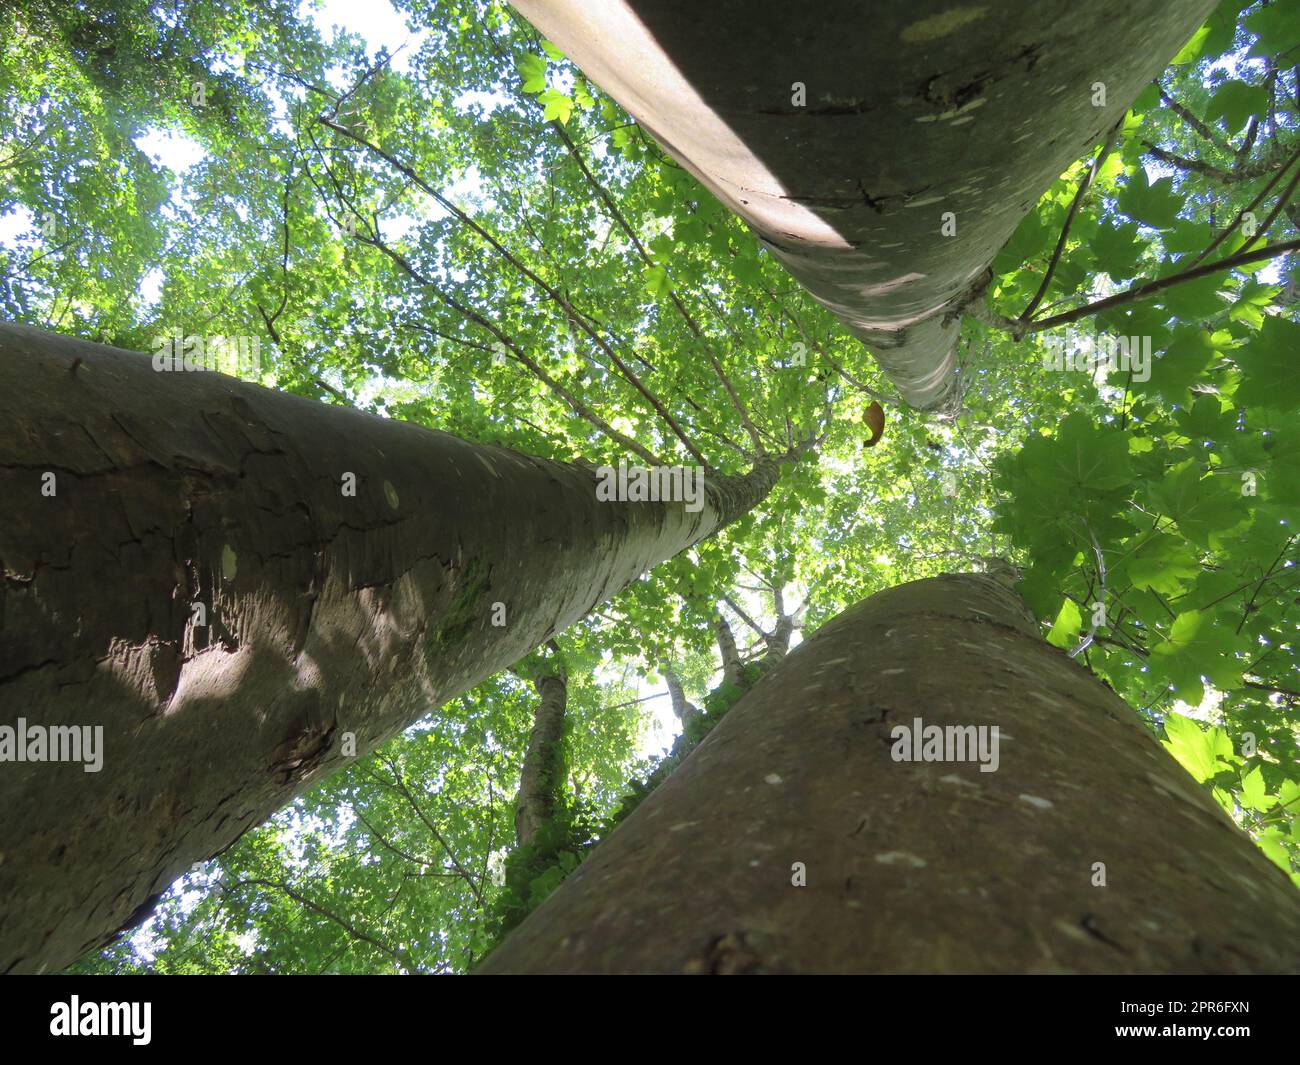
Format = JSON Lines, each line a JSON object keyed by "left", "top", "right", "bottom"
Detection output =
{"left": 513, "top": 0, "right": 1218, "bottom": 409}
{"left": 481, "top": 573, "right": 1300, "bottom": 974}
{"left": 0, "top": 323, "right": 778, "bottom": 973}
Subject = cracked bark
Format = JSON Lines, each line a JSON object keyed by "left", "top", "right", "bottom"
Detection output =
{"left": 480, "top": 573, "right": 1300, "bottom": 974}
{"left": 512, "top": 0, "right": 1218, "bottom": 409}
{"left": 0, "top": 323, "right": 779, "bottom": 973}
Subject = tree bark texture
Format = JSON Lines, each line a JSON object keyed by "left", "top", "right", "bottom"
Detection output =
{"left": 0, "top": 323, "right": 777, "bottom": 973}
{"left": 514, "top": 671, "right": 568, "bottom": 847}
{"left": 480, "top": 573, "right": 1300, "bottom": 973}
{"left": 512, "top": 0, "right": 1218, "bottom": 409}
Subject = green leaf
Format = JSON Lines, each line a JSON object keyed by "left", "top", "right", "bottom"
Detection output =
{"left": 1151, "top": 609, "right": 1244, "bottom": 703}
{"left": 1176, "top": 392, "right": 1235, "bottom": 442}
{"left": 1149, "top": 460, "right": 1247, "bottom": 548}
{"left": 1233, "top": 315, "right": 1300, "bottom": 411}
{"left": 1170, "top": 25, "right": 1211, "bottom": 65}
{"left": 643, "top": 264, "right": 670, "bottom": 298}
{"left": 1261, "top": 424, "right": 1300, "bottom": 505}
{"left": 1204, "top": 80, "right": 1266, "bottom": 135}
{"left": 1118, "top": 170, "right": 1181, "bottom": 230}
{"left": 1126, "top": 534, "right": 1200, "bottom": 595}
{"left": 1255, "top": 828, "right": 1291, "bottom": 872}
{"left": 515, "top": 53, "right": 547, "bottom": 94}
{"left": 1139, "top": 327, "right": 1217, "bottom": 404}
{"left": 538, "top": 88, "right": 573, "bottom": 124}
{"left": 1240, "top": 765, "right": 1273, "bottom": 812}
{"left": 1245, "top": 4, "right": 1300, "bottom": 59}
{"left": 1163, "top": 220, "right": 1212, "bottom": 255}
{"left": 1046, "top": 597, "right": 1082, "bottom": 649}
{"left": 1161, "top": 711, "right": 1236, "bottom": 784}
{"left": 1040, "top": 412, "right": 1133, "bottom": 491}
{"left": 1092, "top": 220, "right": 1144, "bottom": 279}
{"left": 993, "top": 209, "right": 1050, "bottom": 276}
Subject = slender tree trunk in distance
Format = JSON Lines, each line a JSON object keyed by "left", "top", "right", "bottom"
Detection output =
{"left": 0, "top": 323, "right": 778, "bottom": 974}
{"left": 480, "top": 574, "right": 1300, "bottom": 974}
{"left": 661, "top": 660, "right": 699, "bottom": 730}
{"left": 513, "top": 0, "right": 1218, "bottom": 409}
{"left": 714, "top": 611, "right": 743, "bottom": 689}
{"left": 764, "top": 585, "right": 796, "bottom": 662}
{"left": 514, "top": 670, "right": 567, "bottom": 847}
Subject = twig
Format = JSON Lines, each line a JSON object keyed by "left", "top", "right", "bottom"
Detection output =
{"left": 1069, "top": 527, "right": 1106, "bottom": 659}
{"left": 1021, "top": 121, "right": 1122, "bottom": 321}
{"left": 1027, "top": 239, "right": 1300, "bottom": 332}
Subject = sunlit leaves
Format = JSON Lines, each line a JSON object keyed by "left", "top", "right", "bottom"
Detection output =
{"left": 642, "top": 263, "right": 669, "bottom": 297}
{"left": 1155, "top": 608, "right": 1247, "bottom": 702}
{"left": 1046, "top": 597, "right": 1082, "bottom": 649}
{"left": 515, "top": 53, "right": 546, "bottom": 93}
{"left": 1161, "top": 711, "right": 1238, "bottom": 784}
{"left": 537, "top": 88, "right": 572, "bottom": 124}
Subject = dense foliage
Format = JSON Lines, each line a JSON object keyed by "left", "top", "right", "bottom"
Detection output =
{"left": 1, "top": 0, "right": 1296, "bottom": 973}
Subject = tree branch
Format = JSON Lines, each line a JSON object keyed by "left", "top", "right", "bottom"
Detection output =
{"left": 1156, "top": 81, "right": 1230, "bottom": 153}
{"left": 223, "top": 877, "right": 419, "bottom": 973}
{"left": 382, "top": 757, "right": 485, "bottom": 907}
{"left": 1188, "top": 144, "right": 1300, "bottom": 267}
{"left": 317, "top": 115, "right": 712, "bottom": 468}
{"left": 360, "top": 230, "right": 667, "bottom": 465}
{"left": 1026, "top": 238, "right": 1300, "bottom": 332}
{"left": 1022, "top": 121, "right": 1122, "bottom": 321}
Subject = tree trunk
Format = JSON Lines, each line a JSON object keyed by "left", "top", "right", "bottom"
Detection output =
{"left": 514, "top": 671, "right": 567, "bottom": 847}
{"left": 0, "top": 323, "right": 777, "bottom": 973}
{"left": 764, "top": 585, "right": 796, "bottom": 662}
{"left": 480, "top": 573, "right": 1300, "bottom": 974}
{"left": 661, "top": 660, "right": 699, "bottom": 730}
{"left": 713, "top": 610, "right": 743, "bottom": 689}
{"left": 512, "top": 0, "right": 1218, "bottom": 409}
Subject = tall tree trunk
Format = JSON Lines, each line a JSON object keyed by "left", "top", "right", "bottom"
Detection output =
{"left": 480, "top": 573, "right": 1300, "bottom": 974}
{"left": 763, "top": 585, "right": 796, "bottom": 662}
{"left": 660, "top": 659, "right": 699, "bottom": 730}
{"left": 514, "top": 670, "right": 567, "bottom": 848}
{"left": 0, "top": 323, "right": 778, "bottom": 973}
{"left": 513, "top": 0, "right": 1217, "bottom": 409}
{"left": 713, "top": 610, "right": 743, "bottom": 690}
